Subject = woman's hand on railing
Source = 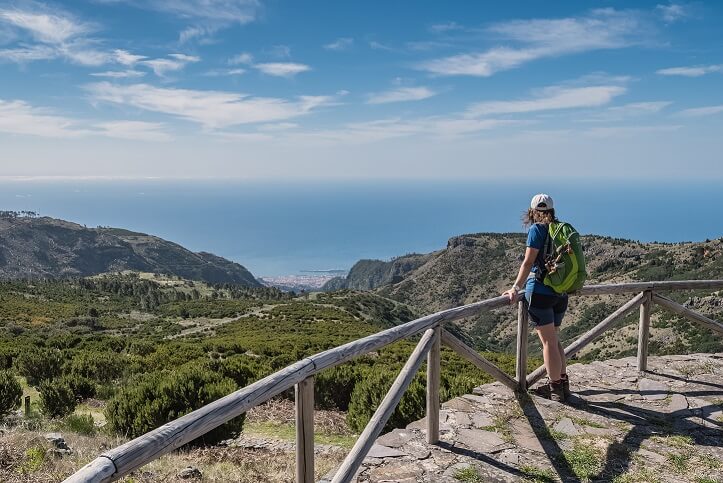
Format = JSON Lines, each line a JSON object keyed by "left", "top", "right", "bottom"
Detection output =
{"left": 501, "top": 287, "right": 518, "bottom": 305}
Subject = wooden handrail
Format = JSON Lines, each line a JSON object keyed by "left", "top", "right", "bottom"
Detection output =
{"left": 66, "top": 279, "right": 723, "bottom": 483}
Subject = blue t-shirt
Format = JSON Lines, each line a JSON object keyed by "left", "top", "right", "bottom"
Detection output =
{"left": 525, "top": 223, "right": 556, "bottom": 297}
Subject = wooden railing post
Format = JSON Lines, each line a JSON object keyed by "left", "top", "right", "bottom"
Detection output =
{"left": 426, "top": 326, "right": 441, "bottom": 444}
{"left": 295, "top": 377, "right": 314, "bottom": 483}
{"left": 637, "top": 291, "right": 652, "bottom": 371}
{"left": 516, "top": 299, "right": 529, "bottom": 392}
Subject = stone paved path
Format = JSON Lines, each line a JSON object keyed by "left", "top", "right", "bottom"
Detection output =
{"left": 328, "top": 353, "right": 723, "bottom": 483}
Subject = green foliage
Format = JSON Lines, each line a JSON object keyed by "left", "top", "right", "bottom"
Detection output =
{"left": 315, "top": 365, "right": 364, "bottom": 411}
{"left": 453, "top": 466, "right": 483, "bottom": 482}
{"left": 63, "top": 374, "right": 97, "bottom": 400}
{"left": 68, "top": 351, "right": 126, "bottom": 382}
{"left": 39, "top": 379, "right": 77, "bottom": 418}
{"left": 346, "top": 369, "right": 426, "bottom": 433}
{"left": 64, "top": 413, "right": 96, "bottom": 435}
{"left": 15, "top": 350, "right": 62, "bottom": 386}
{"left": 0, "top": 370, "right": 22, "bottom": 416}
{"left": 105, "top": 365, "right": 243, "bottom": 445}
{"left": 19, "top": 445, "right": 46, "bottom": 474}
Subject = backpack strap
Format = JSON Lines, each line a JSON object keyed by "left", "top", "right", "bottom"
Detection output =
{"left": 536, "top": 223, "right": 554, "bottom": 281}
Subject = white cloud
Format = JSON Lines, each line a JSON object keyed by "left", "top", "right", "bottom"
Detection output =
{"left": 113, "top": 49, "right": 145, "bottom": 66}
{"left": 229, "top": 52, "right": 253, "bottom": 65}
{"left": 676, "top": 105, "right": 723, "bottom": 117}
{"left": 202, "top": 68, "right": 246, "bottom": 77}
{"left": 0, "top": 98, "right": 85, "bottom": 138}
{"left": 141, "top": 53, "right": 200, "bottom": 76}
{"left": 418, "top": 9, "right": 648, "bottom": 77}
{"left": 266, "top": 44, "right": 291, "bottom": 59}
{"left": 99, "top": 0, "right": 260, "bottom": 24}
{"left": 366, "top": 87, "right": 437, "bottom": 105}
{"left": 656, "top": 4, "right": 688, "bottom": 23}
{"left": 179, "top": 25, "right": 220, "bottom": 44}
{"left": 0, "top": 45, "right": 56, "bottom": 62}
{"left": 0, "top": 10, "right": 91, "bottom": 44}
{"left": 254, "top": 62, "right": 310, "bottom": 78}
{"left": 257, "top": 122, "right": 298, "bottom": 132}
{"left": 656, "top": 64, "right": 723, "bottom": 77}
{"left": 584, "top": 125, "right": 682, "bottom": 138}
{"left": 91, "top": 70, "right": 146, "bottom": 78}
{"left": 580, "top": 101, "right": 671, "bottom": 122}
{"left": 324, "top": 37, "right": 353, "bottom": 51}
{"left": 85, "top": 82, "right": 335, "bottom": 129}
{"left": 95, "top": 121, "right": 171, "bottom": 141}
{"left": 467, "top": 85, "right": 626, "bottom": 117}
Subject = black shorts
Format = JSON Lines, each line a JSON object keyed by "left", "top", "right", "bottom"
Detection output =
{"left": 525, "top": 292, "right": 568, "bottom": 327}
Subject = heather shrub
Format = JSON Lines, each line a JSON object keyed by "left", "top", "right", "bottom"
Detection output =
{"left": 15, "top": 350, "right": 62, "bottom": 386}
{"left": 0, "top": 370, "right": 22, "bottom": 416}
{"left": 39, "top": 379, "right": 77, "bottom": 418}
{"left": 105, "top": 366, "right": 242, "bottom": 445}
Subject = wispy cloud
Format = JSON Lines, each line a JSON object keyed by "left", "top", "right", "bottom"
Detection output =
{"left": 98, "top": 0, "right": 260, "bottom": 24}
{"left": 228, "top": 52, "right": 253, "bottom": 65}
{"left": 418, "top": 9, "right": 649, "bottom": 77}
{"left": 0, "top": 9, "right": 92, "bottom": 44}
{"left": 584, "top": 125, "right": 682, "bottom": 138}
{"left": 324, "top": 37, "right": 353, "bottom": 51}
{"left": 0, "top": 98, "right": 84, "bottom": 138}
{"left": 202, "top": 68, "right": 246, "bottom": 77}
{"left": 366, "top": 86, "right": 437, "bottom": 105}
{"left": 466, "top": 85, "right": 627, "bottom": 117}
{"left": 113, "top": 49, "right": 145, "bottom": 66}
{"left": 429, "top": 21, "right": 462, "bottom": 33}
{"left": 254, "top": 62, "right": 310, "bottom": 78}
{"left": 85, "top": 82, "right": 335, "bottom": 129}
{"left": 656, "top": 3, "right": 688, "bottom": 23}
{"left": 95, "top": 121, "right": 171, "bottom": 141}
{"left": 676, "top": 105, "right": 723, "bottom": 117}
{"left": 91, "top": 69, "right": 146, "bottom": 78}
{"left": 141, "top": 53, "right": 200, "bottom": 76}
{"left": 657, "top": 64, "right": 723, "bottom": 77}
{"left": 579, "top": 101, "right": 671, "bottom": 122}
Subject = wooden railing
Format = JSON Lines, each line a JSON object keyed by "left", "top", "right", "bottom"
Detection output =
{"left": 65, "top": 280, "right": 723, "bottom": 483}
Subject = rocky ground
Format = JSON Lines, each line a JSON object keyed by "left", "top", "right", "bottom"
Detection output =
{"left": 333, "top": 353, "right": 723, "bottom": 483}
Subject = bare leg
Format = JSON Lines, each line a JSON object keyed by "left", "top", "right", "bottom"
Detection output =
{"left": 536, "top": 324, "right": 562, "bottom": 381}
{"left": 556, "top": 326, "right": 566, "bottom": 375}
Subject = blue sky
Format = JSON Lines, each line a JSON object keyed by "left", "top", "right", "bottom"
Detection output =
{"left": 0, "top": 0, "right": 722, "bottom": 179}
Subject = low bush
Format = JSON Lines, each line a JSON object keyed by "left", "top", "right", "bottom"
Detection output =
{"left": 0, "top": 370, "right": 22, "bottom": 416}
{"left": 39, "top": 379, "right": 77, "bottom": 418}
{"left": 105, "top": 365, "right": 242, "bottom": 445}
{"left": 64, "top": 413, "right": 96, "bottom": 435}
{"left": 15, "top": 350, "right": 62, "bottom": 386}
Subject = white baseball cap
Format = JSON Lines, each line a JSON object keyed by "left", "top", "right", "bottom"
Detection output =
{"left": 530, "top": 193, "right": 554, "bottom": 211}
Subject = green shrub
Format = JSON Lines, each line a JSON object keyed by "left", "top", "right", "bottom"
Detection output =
{"left": 346, "top": 369, "right": 426, "bottom": 433}
{"left": 39, "top": 379, "right": 77, "bottom": 418}
{"left": 315, "top": 365, "right": 362, "bottom": 411}
{"left": 67, "top": 351, "right": 125, "bottom": 382}
{"left": 211, "top": 355, "right": 256, "bottom": 388}
{"left": 63, "top": 374, "right": 97, "bottom": 400}
{"left": 105, "top": 366, "right": 242, "bottom": 445}
{"left": 0, "top": 370, "right": 22, "bottom": 416}
{"left": 15, "top": 350, "right": 62, "bottom": 386}
{"left": 64, "top": 413, "right": 96, "bottom": 435}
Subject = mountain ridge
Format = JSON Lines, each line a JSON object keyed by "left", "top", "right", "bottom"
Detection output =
{"left": 0, "top": 212, "right": 261, "bottom": 286}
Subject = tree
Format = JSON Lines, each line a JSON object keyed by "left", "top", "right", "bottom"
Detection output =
{"left": 0, "top": 371, "right": 22, "bottom": 416}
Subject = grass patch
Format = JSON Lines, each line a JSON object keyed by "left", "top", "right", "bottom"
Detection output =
{"left": 570, "top": 416, "right": 606, "bottom": 429}
{"left": 547, "top": 428, "right": 569, "bottom": 442}
{"left": 520, "top": 464, "right": 556, "bottom": 482}
{"left": 652, "top": 434, "right": 693, "bottom": 449}
{"left": 694, "top": 478, "right": 720, "bottom": 483}
{"left": 611, "top": 468, "right": 661, "bottom": 483}
{"left": 453, "top": 466, "right": 483, "bottom": 482}
{"left": 666, "top": 452, "right": 691, "bottom": 474}
{"left": 18, "top": 445, "right": 46, "bottom": 474}
{"left": 697, "top": 452, "right": 721, "bottom": 470}
{"left": 63, "top": 413, "right": 96, "bottom": 436}
{"left": 243, "top": 421, "right": 356, "bottom": 448}
{"left": 561, "top": 443, "right": 603, "bottom": 482}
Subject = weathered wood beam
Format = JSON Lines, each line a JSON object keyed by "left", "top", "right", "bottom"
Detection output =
{"left": 637, "top": 291, "right": 652, "bottom": 371}
{"left": 575, "top": 280, "right": 723, "bottom": 296}
{"left": 63, "top": 457, "right": 116, "bottom": 483}
{"left": 527, "top": 291, "right": 646, "bottom": 387}
{"left": 426, "top": 327, "right": 441, "bottom": 445}
{"left": 441, "top": 330, "right": 518, "bottom": 391}
{"left": 516, "top": 300, "right": 529, "bottom": 392}
{"left": 295, "top": 377, "right": 314, "bottom": 483}
{"left": 653, "top": 293, "right": 723, "bottom": 335}
{"left": 331, "top": 329, "right": 437, "bottom": 483}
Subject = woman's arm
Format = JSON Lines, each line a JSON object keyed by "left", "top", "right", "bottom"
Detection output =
{"left": 502, "top": 246, "right": 539, "bottom": 303}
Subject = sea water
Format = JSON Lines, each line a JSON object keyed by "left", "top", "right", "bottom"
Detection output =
{"left": 0, "top": 179, "right": 720, "bottom": 277}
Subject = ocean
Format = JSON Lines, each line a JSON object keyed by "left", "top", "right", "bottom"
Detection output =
{"left": 0, "top": 179, "right": 720, "bottom": 277}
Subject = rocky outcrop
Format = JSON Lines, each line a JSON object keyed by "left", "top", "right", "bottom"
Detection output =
{"left": 327, "top": 353, "right": 723, "bottom": 482}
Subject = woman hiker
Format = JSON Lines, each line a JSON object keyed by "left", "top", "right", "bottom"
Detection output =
{"left": 502, "top": 193, "right": 570, "bottom": 402}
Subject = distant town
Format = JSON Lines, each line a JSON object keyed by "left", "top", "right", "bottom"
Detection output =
{"left": 260, "top": 270, "right": 347, "bottom": 292}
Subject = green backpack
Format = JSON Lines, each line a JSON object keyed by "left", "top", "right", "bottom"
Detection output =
{"left": 542, "top": 221, "right": 587, "bottom": 294}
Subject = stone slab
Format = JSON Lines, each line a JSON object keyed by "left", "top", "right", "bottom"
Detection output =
{"left": 638, "top": 378, "right": 669, "bottom": 401}
{"left": 456, "top": 428, "right": 512, "bottom": 454}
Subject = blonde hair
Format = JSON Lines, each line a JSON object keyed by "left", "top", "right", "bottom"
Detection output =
{"left": 522, "top": 208, "right": 557, "bottom": 228}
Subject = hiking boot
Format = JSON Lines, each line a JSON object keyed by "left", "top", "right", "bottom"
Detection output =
{"left": 561, "top": 374, "right": 571, "bottom": 399}
{"left": 549, "top": 380, "right": 566, "bottom": 403}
